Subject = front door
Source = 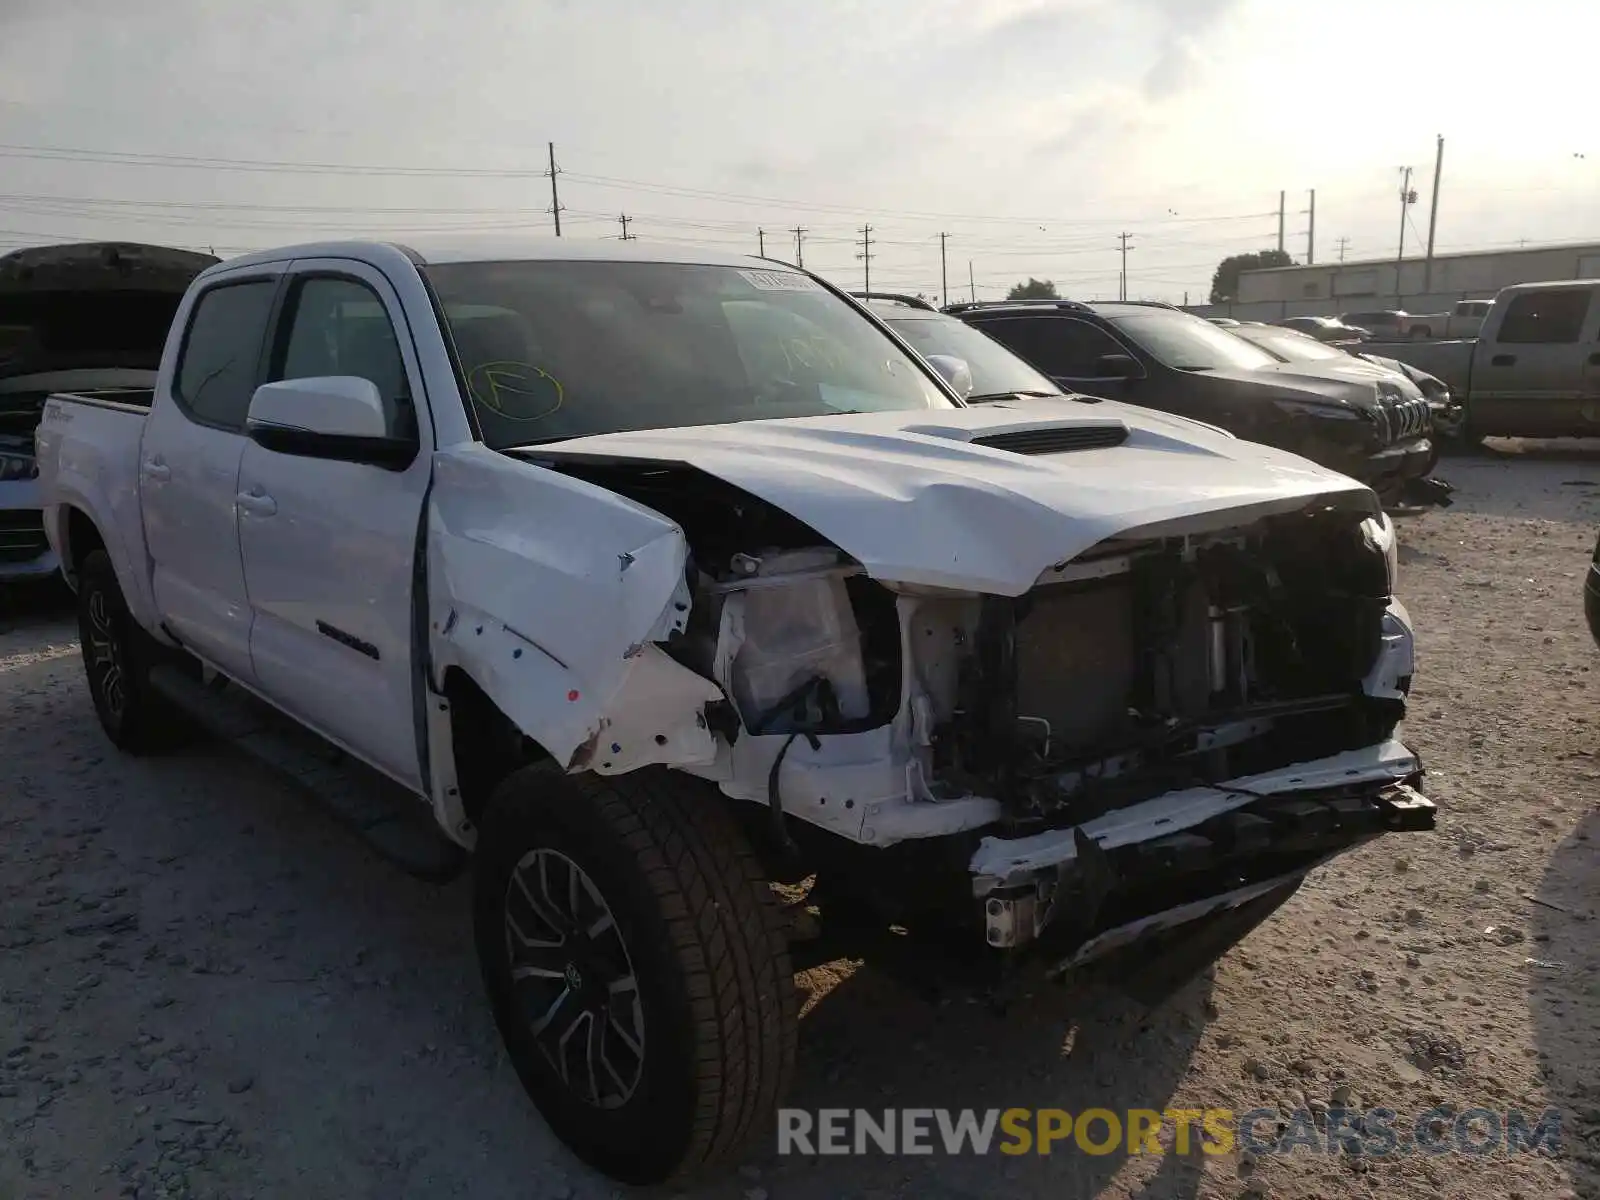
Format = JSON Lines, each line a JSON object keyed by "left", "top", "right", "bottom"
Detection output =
{"left": 236, "top": 261, "right": 432, "bottom": 788}
{"left": 140, "top": 271, "right": 282, "bottom": 679}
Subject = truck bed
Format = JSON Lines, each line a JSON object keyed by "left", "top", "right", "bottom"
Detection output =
{"left": 34, "top": 388, "right": 152, "bottom": 598}
{"left": 50, "top": 387, "right": 156, "bottom": 411}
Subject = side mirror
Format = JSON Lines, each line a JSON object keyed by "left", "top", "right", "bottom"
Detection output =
{"left": 245, "top": 377, "right": 416, "bottom": 470}
{"left": 924, "top": 354, "right": 974, "bottom": 397}
{"left": 1094, "top": 353, "right": 1139, "bottom": 378}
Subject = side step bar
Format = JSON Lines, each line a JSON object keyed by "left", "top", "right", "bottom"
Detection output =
{"left": 148, "top": 666, "right": 466, "bottom": 882}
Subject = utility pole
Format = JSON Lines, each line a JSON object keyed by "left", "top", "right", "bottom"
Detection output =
{"left": 856, "top": 225, "right": 873, "bottom": 293}
{"left": 1117, "top": 232, "right": 1135, "bottom": 301}
{"left": 939, "top": 232, "right": 949, "bottom": 307}
{"left": 1307, "top": 189, "right": 1316, "bottom": 265}
{"left": 1396, "top": 165, "right": 1415, "bottom": 300}
{"left": 968, "top": 260, "right": 975, "bottom": 302}
{"left": 1336, "top": 236, "right": 1350, "bottom": 263}
{"left": 547, "top": 142, "right": 563, "bottom": 237}
{"left": 1424, "top": 135, "right": 1445, "bottom": 292}
{"left": 618, "top": 214, "right": 634, "bottom": 241}
{"left": 1278, "top": 190, "right": 1286, "bottom": 255}
{"left": 757, "top": 228, "right": 765, "bottom": 257}
{"left": 791, "top": 226, "right": 806, "bottom": 268}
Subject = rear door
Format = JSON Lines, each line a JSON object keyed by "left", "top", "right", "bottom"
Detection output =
{"left": 140, "top": 268, "right": 283, "bottom": 678}
{"left": 236, "top": 260, "right": 431, "bottom": 787}
{"left": 1473, "top": 287, "right": 1595, "bottom": 436}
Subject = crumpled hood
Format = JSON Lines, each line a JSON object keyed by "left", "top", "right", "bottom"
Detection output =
{"left": 526, "top": 397, "right": 1377, "bottom": 596}
{"left": 1186, "top": 363, "right": 1384, "bottom": 413}
{"left": 1252, "top": 359, "right": 1423, "bottom": 404}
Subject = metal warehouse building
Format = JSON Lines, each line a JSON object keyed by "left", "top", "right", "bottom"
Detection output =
{"left": 1192, "top": 240, "right": 1600, "bottom": 322}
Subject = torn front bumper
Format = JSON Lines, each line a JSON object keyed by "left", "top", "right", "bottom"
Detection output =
{"left": 1365, "top": 437, "right": 1436, "bottom": 504}
{"left": 968, "top": 738, "right": 1433, "bottom": 966}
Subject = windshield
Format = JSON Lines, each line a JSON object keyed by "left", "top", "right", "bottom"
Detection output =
{"left": 1105, "top": 310, "right": 1279, "bottom": 372}
{"left": 421, "top": 260, "right": 951, "bottom": 447}
{"left": 1231, "top": 327, "right": 1348, "bottom": 363}
{"left": 879, "top": 312, "right": 1062, "bottom": 398}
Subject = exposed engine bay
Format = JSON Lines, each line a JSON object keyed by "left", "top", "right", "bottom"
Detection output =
{"left": 510, "top": 455, "right": 1430, "bottom": 967}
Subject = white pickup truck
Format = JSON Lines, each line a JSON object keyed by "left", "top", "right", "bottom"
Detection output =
{"left": 36, "top": 237, "right": 1434, "bottom": 1183}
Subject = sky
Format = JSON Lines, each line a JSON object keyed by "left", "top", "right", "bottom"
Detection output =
{"left": 0, "top": 0, "right": 1593, "bottom": 304}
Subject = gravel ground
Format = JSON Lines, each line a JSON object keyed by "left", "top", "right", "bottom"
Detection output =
{"left": 1, "top": 442, "right": 1596, "bottom": 1200}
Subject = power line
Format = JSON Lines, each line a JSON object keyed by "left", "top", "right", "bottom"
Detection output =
{"left": 856, "top": 225, "right": 873, "bottom": 293}
{"left": 0, "top": 141, "right": 1279, "bottom": 231}
{"left": 1117, "top": 232, "right": 1135, "bottom": 301}
{"left": 791, "top": 226, "right": 805, "bottom": 267}
{"left": 618, "top": 213, "right": 634, "bottom": 241}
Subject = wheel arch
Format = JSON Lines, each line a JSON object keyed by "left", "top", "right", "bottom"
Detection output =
{"left": 58, "top": 503, "right": 106, "bottom": 589}
{"left": 438, "top": 663, "right": 554, "bottom": 829}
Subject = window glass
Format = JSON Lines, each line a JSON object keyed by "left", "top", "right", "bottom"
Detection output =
{"left": 274, "top": 277, "right": 413, "bottom": 434}
{"left": 1495, "top": 290, "right": 1591, "bottom": 344}
{"left": 975, "top": 316, "right": 1125, "bottom": 377}
{"left": 879, "top": 313, "right": 1061, "bottom": 397}
{"left": 174, "top": 281, "right": 276, "bottom": 429}
{"left": 422, "top": 261, "right": 949, "bottom": 448}
{"left": 1105, "top": 311, "right": 1280, "bottom": 372}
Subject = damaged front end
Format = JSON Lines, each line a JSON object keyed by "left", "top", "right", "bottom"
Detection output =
{"left": 442, "top": 433, "right": 1433, "bottom": 978}
{"left": 540, "top": 459, "right": 1431, "bottom": 969}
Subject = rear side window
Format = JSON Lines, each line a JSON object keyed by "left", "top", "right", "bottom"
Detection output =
{"left": 174, "top": 280, "right": 277, "bottom": 430}
{"left": 1495, "top": 289, "right": 1592, "bottom": 344}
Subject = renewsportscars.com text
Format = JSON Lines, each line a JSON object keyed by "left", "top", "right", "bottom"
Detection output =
{"left": 777, "top": 1106, "right": 1563, "bottom": 1158}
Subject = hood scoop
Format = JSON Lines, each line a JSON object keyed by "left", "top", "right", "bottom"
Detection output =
{"left": 969, "top": 423, "right": 1129, "bottom": 456}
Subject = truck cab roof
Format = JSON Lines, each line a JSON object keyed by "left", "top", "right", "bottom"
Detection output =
{"left": 213, "top": 237, "right": 781, "bottom": 274}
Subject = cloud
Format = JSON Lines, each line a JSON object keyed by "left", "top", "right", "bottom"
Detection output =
{"left": 1128, "top": 0, "right": 1241, "bottom": 99}
{"left": 1143, "top": 34, "right": 1208, "bottom": 100}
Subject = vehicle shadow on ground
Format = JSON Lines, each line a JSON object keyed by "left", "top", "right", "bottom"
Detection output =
{"left": 0, "top": 650, "right": 1215, "bottom": 1200}
{"left": 0, "top": 576, "right": 72, "bottom": 635}
{"left": 711, "top": 959, "right": 1216, "bottom": 1199}
{"left": 1529, "top": 804, "right": 1600, "bottom": 1200}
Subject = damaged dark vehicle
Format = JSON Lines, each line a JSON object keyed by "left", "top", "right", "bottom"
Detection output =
{"left": 948, "top": 298, "right": 1449, "bottom": 509}
{"left": 37, "top": 240, "right": 1434, "bottom": 1184}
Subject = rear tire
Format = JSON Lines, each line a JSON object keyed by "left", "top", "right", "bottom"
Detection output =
{"left": 474, "top": 766, "right": 797, "bottom": 1184}
{"left": 76, "top": 549, "right": 188, "bottom": 754}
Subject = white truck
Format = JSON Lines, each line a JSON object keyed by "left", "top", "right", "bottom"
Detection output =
{"left": 36, "top": 237, "right": 1434, "bottom": 1183}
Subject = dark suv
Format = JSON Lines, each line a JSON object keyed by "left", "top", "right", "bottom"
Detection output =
{"left": 949, "top": 299, "right": 1438, "bottom": 505}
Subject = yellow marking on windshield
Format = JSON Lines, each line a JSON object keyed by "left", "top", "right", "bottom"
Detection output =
{"left": 466, "top": 360, "right": 565, "bottom": 422}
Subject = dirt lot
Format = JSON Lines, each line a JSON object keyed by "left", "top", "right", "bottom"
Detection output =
{"left": 2, "top": 444, "right": 1597, "bottom": 1200}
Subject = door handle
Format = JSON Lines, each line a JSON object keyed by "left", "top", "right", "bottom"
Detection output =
{"left": 141, "top": 458, "right": 171, "bottom": 482}
{"left": 1490, "top": 354, "right": 1516, "bottom": 367}
{"left": 235, "top": 489, "right": 277, "bottom": 517}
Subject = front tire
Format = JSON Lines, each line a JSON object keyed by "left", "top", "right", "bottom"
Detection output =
{"left": 76, "top": 549, "right": 187, "bottom": 754}
{"left": 474, "top": 766, "right": 797, "bottom": 1184}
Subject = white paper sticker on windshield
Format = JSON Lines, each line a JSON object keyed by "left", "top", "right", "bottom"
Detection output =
{"left": 739, "top": 268, "right": 822, "bottom": 292}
